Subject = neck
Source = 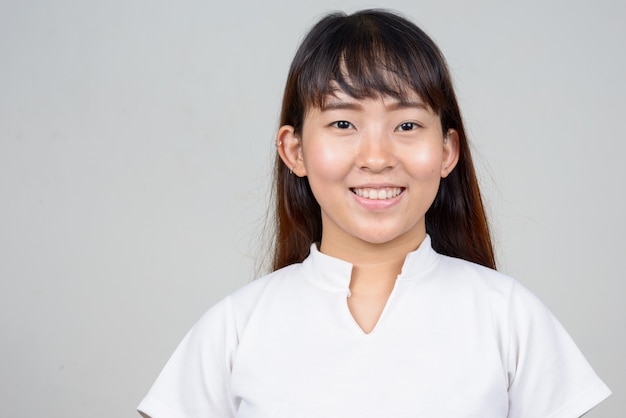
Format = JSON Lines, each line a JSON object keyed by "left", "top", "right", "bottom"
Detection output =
{"left": 319, "top": 232, "right": 426, "bottom": 295}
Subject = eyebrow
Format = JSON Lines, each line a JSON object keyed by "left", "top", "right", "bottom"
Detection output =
{"left": 321, "top": 101, "right": 362, "bottom": 111}
{"left": 321, "top": 98, "right": 429, "bottom": 112}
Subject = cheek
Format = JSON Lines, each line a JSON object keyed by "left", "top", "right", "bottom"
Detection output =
{"left": 406, "top": 147, "right": 444, "bottom": 177}
{"left": 302, "top": 142, "right": 351, "bottom": 180}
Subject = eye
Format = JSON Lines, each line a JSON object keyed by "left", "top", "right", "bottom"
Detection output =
{"left": 396, "top": 122, "right": 420, "bottom": 131}
{"left": 331, "top": 120, "right": 354, "bottom": 129}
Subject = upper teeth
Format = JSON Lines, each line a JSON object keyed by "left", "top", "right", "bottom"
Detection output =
{"left": 353, "top": 187, "right": 403, "bottom": 200}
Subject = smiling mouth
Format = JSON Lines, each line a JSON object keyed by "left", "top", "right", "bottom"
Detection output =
{"left": 351, "top": 187, "right": 404, "bottom": 200}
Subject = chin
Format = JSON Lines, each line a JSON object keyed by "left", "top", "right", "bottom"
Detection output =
{"left": 356, "top": 233, "right": 405, "bottom": 246}
{"left": 354, "top": 227, "right": 424, "bottom": 247}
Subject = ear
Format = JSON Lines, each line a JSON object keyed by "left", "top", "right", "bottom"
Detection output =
{"left": 276, "top": 125, "right": 307, "bottom": 177}
{"left": 441, "top": 129, "right": 460, "bottom": 178}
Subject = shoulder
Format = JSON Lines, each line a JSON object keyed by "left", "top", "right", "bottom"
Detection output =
{"left": 427, "top": 253, "right": 517, "bottom": 300}
{"left": 230, "top": 263, "right": 305, "bottom": 305}
{"left": 195, "top": 263, "right": 306, "bottom": 334}
{"left": 425, "top": 253, "right": 561, "bottom": 326}
{"left": 435, "top": 255, "right": 555, "bottom": 314}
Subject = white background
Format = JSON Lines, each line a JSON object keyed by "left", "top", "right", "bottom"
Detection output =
{"left": 0, "top": 0, "right": 624, "bottom": 417}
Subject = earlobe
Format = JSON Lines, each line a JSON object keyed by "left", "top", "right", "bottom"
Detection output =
{"left": 276, "top": 125, "right": 306, "bottom": 177}
{"left": 441, "top": 129, "right": 460, "bottom": 178}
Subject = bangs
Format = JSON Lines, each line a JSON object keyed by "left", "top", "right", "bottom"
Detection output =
{"left": 295, "top": 11, "right": 447, "bottom": 114}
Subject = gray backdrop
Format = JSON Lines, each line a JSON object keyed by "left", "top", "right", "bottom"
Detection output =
{"left": 0, "top": 0, "right": 623, "bottom": 417}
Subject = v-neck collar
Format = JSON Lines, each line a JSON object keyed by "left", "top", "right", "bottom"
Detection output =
{"left": 300, "top": 235, "right": 440, "bottom": 295}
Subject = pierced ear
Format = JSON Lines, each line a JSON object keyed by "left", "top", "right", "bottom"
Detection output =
{"left": 276, "top": 125, "right": 306, "bottom": 177}
{"left": 441, "top": 129, "right": 460, "bottom": 178}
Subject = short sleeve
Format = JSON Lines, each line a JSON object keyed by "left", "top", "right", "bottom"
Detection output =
{"left": 137, "top": 297, "right": 239, "bottom": 418}
{"left": 506, "top": 282, "right": 610, "bottom": 418}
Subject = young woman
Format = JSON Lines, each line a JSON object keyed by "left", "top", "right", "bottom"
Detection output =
{"left": 138, "top": 9, "right": 610, "bottom": 417}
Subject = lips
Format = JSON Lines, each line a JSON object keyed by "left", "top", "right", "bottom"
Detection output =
{"left": 351, "top": 187, "right": 404, "bottom": 200}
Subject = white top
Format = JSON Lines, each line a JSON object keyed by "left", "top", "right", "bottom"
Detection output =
{"left": 138, "top": 236, "right": 610, "bottom": 418}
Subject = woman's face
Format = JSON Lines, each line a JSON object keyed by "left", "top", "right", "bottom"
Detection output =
{"left": 283, "top": 89, "right": 459, "bottom": 254}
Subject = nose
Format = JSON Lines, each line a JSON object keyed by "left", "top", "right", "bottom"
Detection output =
{"left": 356, "top": 129, "right": 397, "bottom": 172}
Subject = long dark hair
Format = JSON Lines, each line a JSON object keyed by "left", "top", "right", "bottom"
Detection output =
{"left": 271, "top": 9, "right": 495, "bottom": 271}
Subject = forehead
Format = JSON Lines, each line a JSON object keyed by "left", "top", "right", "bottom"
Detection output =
{"left": 301, "top": 66, "right": 439, "bottom": 114}
{"left": 309, "top": 87, "right": 436, "bottom": 118}
{"left": 321, "top": 88, "right": 428, "bottom": 108}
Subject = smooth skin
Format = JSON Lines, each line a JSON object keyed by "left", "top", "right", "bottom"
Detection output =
{"left": 277, "top": 90, "right": 459, "bottom": 333}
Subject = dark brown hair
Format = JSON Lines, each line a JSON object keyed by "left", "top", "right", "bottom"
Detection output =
{"left": 271, "top": 9, "right": 495, "bottom": 271}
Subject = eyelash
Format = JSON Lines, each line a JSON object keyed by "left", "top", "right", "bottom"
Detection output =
{"left": 330, "top": 121, "right": 422, "bottom": 131}
{"left": 331, "top": 120, "right": 354, "bottom": 129}
{"left": 396, "top": 122, "right": 421, "bottom": 131}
